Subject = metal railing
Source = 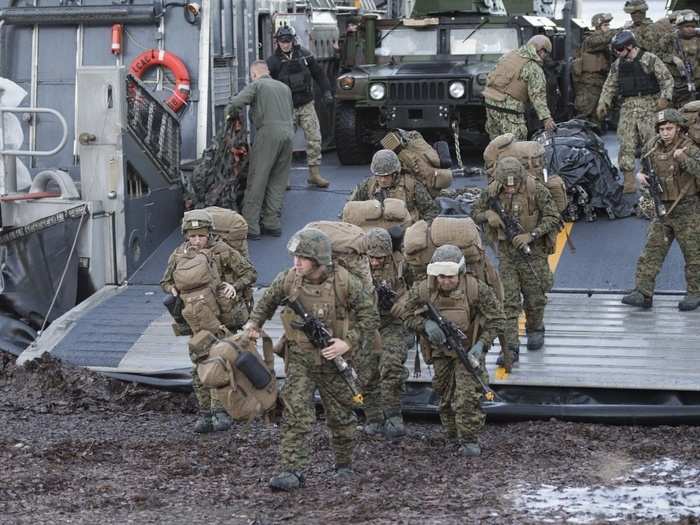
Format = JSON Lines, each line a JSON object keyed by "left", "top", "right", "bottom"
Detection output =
{"left": 125, "top": 74, "right": 181, "bottom": 184}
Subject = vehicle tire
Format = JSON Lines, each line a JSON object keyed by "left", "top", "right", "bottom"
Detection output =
{"left": 334, "top": 102, "right": 373, "bottom": 165}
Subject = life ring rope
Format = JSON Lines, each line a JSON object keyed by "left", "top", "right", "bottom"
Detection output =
{"left": 129, "top": 48, "right": 191, "bottom": 113}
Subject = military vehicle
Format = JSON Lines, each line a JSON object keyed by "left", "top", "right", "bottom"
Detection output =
{"left": 333, "top": 0, "right": 581, "bottom": 164}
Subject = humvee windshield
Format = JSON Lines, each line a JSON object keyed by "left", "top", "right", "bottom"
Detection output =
{"left": 376, "top": 28, "right": 438, "bottom": 56}
{"left": 449, "top": 27, "right": 518, "bottom": 55}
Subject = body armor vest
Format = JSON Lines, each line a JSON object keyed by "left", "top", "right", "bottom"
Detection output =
{"left": 172, "top": 246, "right": 223, "bottom": 333}
{"left": 417, "top": 274, "right": 480, "bottom": 354}
{"left": 281, "top": 267, "right": 350, "bottom": 351}
{"left": 484, "top": 50, "right": 532, "bottom": 103}
{"left": 498, "top": 176, "right": 539, "bottom": 234}
{"left": 367, "top": 174, "right": 419, "bottom": 222}
{"left": 651, "top": 137, "right": 699, "bottom": 202}
{"left": 276, "top": 48, "right": 313, "bottom": 107}
{"left": 618, "top": 52, "right": 660, "bottom": 98}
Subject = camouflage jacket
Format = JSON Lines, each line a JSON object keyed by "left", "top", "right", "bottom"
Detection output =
{"left": 400, "top": 277, "right": 504, "bottom": 349}
{"left": 248, "top": 267, "right": 379, "bottom": 352}
{"left": 599, "top": 50, "right": 674, "bottom": 110}
{"left": 160, "top": 239, "right": 257, "bottom": 297}
{"left": 484, "top": 44, "right": 551, "bottom": 121}
{"left": 471, "top": 179, "right": 561, "bottom": 256}
{"left": 349, "top": 174, "right": 440, "bottom": 223}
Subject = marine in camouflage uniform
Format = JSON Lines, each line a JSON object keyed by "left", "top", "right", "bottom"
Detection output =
{"left": 622, "top": 109, "right": 700, "bottom": 311}
{"left": 483, "top": 35, "right": 556, "bottom": 141}
{"left": 226, "top": 61, "right": 294, "bottom": 238}
{"left": 245, "top": 228, "right": 379, "bottom": 491}
{"left": 160, "top": 211, "right": 257, "bottom": 433}
{"left": 666, "top": 10, "right": 700, "bottom": 108}
{"left": 267, "top": 25, "right": 333, "bottom": 188}
{"left": 472, "top": 157, "right": 561, "bottom": 358}
{"left": 349, "top": 149, "right": 440, "bottom": 223}
{"left": 624, "top": 0, "right": 659, "bottom": 55}
{"left": 359, "top": 228, "right": 410, "bottom": 439}
{"left": 597, "top": 31, "right": 674, "bottom": 196}
{"left": 401, "top": 245, "right": 504, "bottom": 457}
{"left": 573, "top": 13, "right": 616, "bottom": 125}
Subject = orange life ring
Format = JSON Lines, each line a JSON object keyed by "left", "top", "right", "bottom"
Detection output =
{"left": 129, "top": 49, "right": 190, "bottom": 113}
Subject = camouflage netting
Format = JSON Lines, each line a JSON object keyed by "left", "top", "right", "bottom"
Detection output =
{"left": 184, "top": 117, "right": 250, "bottom": 210}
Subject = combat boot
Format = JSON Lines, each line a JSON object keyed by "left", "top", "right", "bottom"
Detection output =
{"left": 269, "top": 471, "right": 304, "bottom": 491}
{"left": 678, "top": 294, "right": 700, "bottom": 311}
{"left": 211, "top": 409, "right": 232, "bottom": 432}
{"left": 621, "top": 290, "right": 653, "bottom": 308}
{"left": 526, "top": 326, "right": 545, "bottom": 351}
{"left": 334, "top": 464, "right": 353, "bottom": 479}
{"left": 459, "top": 442, "right": 481, "bottom": 457}
{"left": 193, "top": 410, "right": 214, "bottom": 433}
{"left": 383, "top": 410, "right": 406, "bottom": 440}
{"left": 307, "top": 165, "right": 329, "bottom": 188}
{"left": 362, "top": 419, "right": 385, "bottom": 437}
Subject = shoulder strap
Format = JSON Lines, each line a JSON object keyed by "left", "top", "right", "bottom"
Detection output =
{"left": 403, "top": 174, "right": 417, "bottom": 201}
{"left": 282, "top": 269, "right": 301, "bottom": 300}
{"left": 367, "top": 177, "right": 377, "bottom": 197}
{"left": 525, "top": 176, "right": 537, "bottom": 212}
{"left": 333, "top": 265, "right": 351, "bottom": 308}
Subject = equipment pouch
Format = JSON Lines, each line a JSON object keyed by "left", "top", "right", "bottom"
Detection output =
{"left": 235, "top": 351, "right": 273, "bottom": 389}
{"left": 198, "top": 356, "right": 233, "bottom": 388}
{"left": 181, "top": 288, "right": 222, "bottom": 334}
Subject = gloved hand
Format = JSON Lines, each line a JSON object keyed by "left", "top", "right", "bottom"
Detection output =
{"left": 467, "top": 341, "right": 485, "bottom": 369}
{"left": 657, "top": 97, "right": 670, "bottom": 110}
{"left": 484, "top": 210, "right": 505, "bottom": 230}
{"left": 323, "top": 91, "right": 334, "bottom": 107}
{"left": 424, "top": 319, "right": 446, "bottom": 346}
{"left": 512, "top": 232, "right": 533, "bottom": 250}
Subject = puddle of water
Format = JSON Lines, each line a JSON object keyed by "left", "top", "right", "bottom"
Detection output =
{"left": 516, "top": 458, "right": 700, "bottom": 523}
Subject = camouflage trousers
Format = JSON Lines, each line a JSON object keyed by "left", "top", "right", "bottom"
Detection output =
{"left": 485, "top": 106, "right": 528, "bottom": 141}
{"left": 574, "top": 76, "right": 604, "bottom": 122}
{"left": 280, "top": 344, "right": 357, "bottom": 470}
{"left": 432, "top": 352, "right": 485, "bottom": 441}
{"left": 635, "top": 195, "right": 700, "bottom": 297}
{"left": 294, "top": 101, "right": 322, "bottom": 167}
{"left": 617, "top": 95, "right": 657, "bottom": 174}
{"left": 190, "top": 351, "right": 223, "bottom": 412}
{"left": 359, "top": 322, "right": 409, "bottom": 422}
{"left": 500, "top": 248, "right": 553, "bottom": 348}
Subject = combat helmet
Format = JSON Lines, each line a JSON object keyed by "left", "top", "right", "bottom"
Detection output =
{"left": 366, "top": 227, "right": 393, "bottom": 258}
{"left": 527, "top": 34, "right": 552, "bottom": 54}
{"left": 182, "top": 209, "right": 213, "bottom": 235}
{"left": 275, "top": 25, "right": 296, "bottom": 43}
{"left": 494, "top": 156, "right": 526, "bottom": 188}
{"left": 655, "top": 108, "right": 688, "bottom": 131}
{"left": 611, "top": 30, "right": 637, "bottom": 52}
{"left": 623, "top": 0, "right": 648, "bottom": 14}
{"left": 427, "top": 244, "right": 465, "bottom": 277}
{"left": 591, "top": 13, "right": 613, "bottom": 29}
{"left": 370, "top": 149, "right": 401, "bottom": 177}
{"left": 287, "top": 227, "right": 332, "bottom": 266}
{"left": 675, "top": 10, "right": 700, "bottom": 27}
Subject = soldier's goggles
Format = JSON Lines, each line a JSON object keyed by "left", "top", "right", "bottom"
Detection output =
{"left": 278, "top": 36, "right": 293, "bottom": 43}
{"left": 676, "top": 13, "right": 699, "bottom": 24}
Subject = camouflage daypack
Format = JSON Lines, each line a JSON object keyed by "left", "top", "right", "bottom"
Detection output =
{"left": 196, "top": 331, "right": 277, "bottom": 421}
{"left": 204, "top": 206, "right": 249, "bottom": 259}
{"left": 341, "top": 197, "right": 412, "bottom": 232}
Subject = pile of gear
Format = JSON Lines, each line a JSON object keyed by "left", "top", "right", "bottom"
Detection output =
{"left": 532, "top": 119, "right": 632, "bottom": 222}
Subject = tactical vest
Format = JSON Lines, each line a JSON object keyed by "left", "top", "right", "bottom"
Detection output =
{"left": 367, "top": 174, "right": 419, "bottom": 222}
{"left": 497, "top": 176, "right": 539, "bottom": 233}
{"left": 618, "top": 52, "right": 660, "bottom": 98}
{"left": 416, "top": 274, "right": 481, "bottom": 356}
{"left": 280, "top": 267, "right": 351, "bottom": 353}
{"left": 651, "top": 137, "right": 699, "bottom": 202}
{"left": 277, "top": 49, "right": 313, "bottom": 107}
{"left": 172, "top": 247, "right": 223, "bottom": 333}
{"left": 484, "top": 50, "right": 533, "bottom": 103}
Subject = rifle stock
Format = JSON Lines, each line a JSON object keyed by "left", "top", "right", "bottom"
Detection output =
{"left": 642, "top": 153, "right": 667, "bottom": 218}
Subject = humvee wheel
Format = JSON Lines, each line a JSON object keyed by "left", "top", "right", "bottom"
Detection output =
{"left": 334, "top": 102, "right": 373, "bottom": 165}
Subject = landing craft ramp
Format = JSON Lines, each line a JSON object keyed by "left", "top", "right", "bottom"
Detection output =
{"left": 19, "top": 142, "right": 700, "bottom": 422}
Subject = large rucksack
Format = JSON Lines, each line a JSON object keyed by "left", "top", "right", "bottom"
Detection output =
{"left": 204, "top": 206, "right": 249, "bottom": 259}
{"left": 341, "top": 198, "right": 412, "bottom": 232}
{"left": 396, "top": 131, "right": 453, "bottom": 197}
{"left": 306, "top": 220, "right": 373, "bottom": 288}
{"left": 681, "top": 101, "right": 700, "bottom": 145}
{"left": 195, "top": 331, "right": 277, "bottom": 421}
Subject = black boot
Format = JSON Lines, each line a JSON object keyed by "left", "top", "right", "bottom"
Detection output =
{"left": 526, "top": 326, "right": 545, "bottom": 351}
{"left": 678, "top": 294, "right": 700, "bottom": 311}
{"left": 383, "top": 409, "right": 406, "bottom": 440}
{"left": 269, "top": 470, "right": 304, "bottom": 491}
{"left": 193, "top": 410, "right": 213, "bottom": 433}
{"left": 211, "top": 409, "right": 232, "bottom": 431}
{"left": 621, "top": 289, "right": 653, "bottom": 308}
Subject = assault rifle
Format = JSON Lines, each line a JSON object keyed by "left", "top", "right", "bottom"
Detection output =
{"left": 487, "top": 196, "right": 531, "bottom": 255}
{"left": 423, "top": 303, "right": 497, "bottom": 402}
{"left": 641, "top": 153, "right": 667, "bottom": 218}
{"left": 376, "top": 280, "right": 398, "bottom": 312}
{"left": 281, "top": 297, "right": 364, "bottom": 406}
{"left": 674, "top": 36, "right": 697, "bottom": 99}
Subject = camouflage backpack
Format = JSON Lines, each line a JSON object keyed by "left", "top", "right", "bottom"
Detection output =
{"left": 195, "top": 331, "right": 277, "bottom": 421}
{"left": 306, "top": 220, "right": 373, "bottom": 288}
{"left": 341, "top": 197, "right": 412, "bottom": 232}
{"left": 681, "top": 101, "right": 700, "bottom": 145}
{"left": 204, "top": 206, "right": 249, "bottom": 259}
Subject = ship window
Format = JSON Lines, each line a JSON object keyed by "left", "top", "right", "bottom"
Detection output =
{"left": 449, "top": 28, "right": 518, "bottom": 55}
{"left": 376, "top": 28, "right": 437, "bottom": 56}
